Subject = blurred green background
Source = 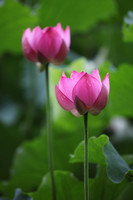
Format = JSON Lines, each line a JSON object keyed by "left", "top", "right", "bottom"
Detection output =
{"left": 0, "top": 0, "right": 133, "bottom": 199}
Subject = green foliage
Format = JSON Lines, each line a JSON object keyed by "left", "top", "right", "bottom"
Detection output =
{"left": 123, "top": 11, "right": 133, "bottom": 42}
{"left": 104, "top": 141, "right": 130, "bottom": 183}
{"left": 2, "top": 59, "right": 133, "bottom": 199}
{"left": 39, "top": 0, "right": 116, "bottom": 33}
{"left": 0, "top": 123, "right": 23, "bottom": 179}
{"left": 0, "top": 58, "right": 109, "bottom": 198}
{"left": 123, "top": 23, "right": 133, "bottom": 42}
{"left": 1, "top": 0, "right": 133, "bottom": 199}
{"left": 70, "top": 134, "right": 132, "bottom": 183}
{"left": 2, "top": 133, "right": 48, "bottom": 197}
{"left": 72, "top": 23, "right": 133, "bottom": 66}
{"left": 30, "top": 171, "right": 84, "bottom": 200}
{"left": 100, "top": 63, "right": 133, "bottom": 117}
{"left": 89, "top": 166, "right": 131, "bottom": 200}
{"left": 1, "top": 114, "right": 83, "bottom": 197}
{"left": 0, "top": 0, "right": 37, "bottom": 54}
{"left": 1, "top": 59, "right": 133, "bottom": 199}
{"left": 125, "top": 170, "right": 133, "bottom": 183}
{"left": 70, "top": 135, "right": 108, "bottom": 165}
{"left": 110, "top": 64, "right": 133, "bottom": 116}
{"left": 0, "top": 54, "right": 23, "bottom": 101}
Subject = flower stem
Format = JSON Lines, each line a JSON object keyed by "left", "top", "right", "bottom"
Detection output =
{"left": 83, "top": 112, "right": 89, "bottom": 200}
{"left": 45, "top": 63, "right": 56, "bottom": 200}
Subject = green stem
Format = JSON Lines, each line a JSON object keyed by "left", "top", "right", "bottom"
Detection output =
{"left": 83, "top": 113, "right": 89, "bottom": 200}
{"left": 45, "top": 63, "right": 56, "bottom": 200}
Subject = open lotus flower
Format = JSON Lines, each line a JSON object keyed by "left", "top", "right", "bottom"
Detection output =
{"left": 55, "top": 69, "right": 110, "bottom": 117}
{"left": 22, "top": 23, "right": 70, "bottom": 65}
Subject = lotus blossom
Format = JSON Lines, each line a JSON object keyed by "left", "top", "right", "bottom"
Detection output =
{"left": 55, "top": 69, "right": 109, "bottom": 117}
{"left": 22, "top": 23, "right": 70, "bottom": 65}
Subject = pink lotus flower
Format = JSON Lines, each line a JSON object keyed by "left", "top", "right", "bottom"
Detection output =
{"left": 55, "top": 69, "right": 109, "bottom": 116}
{"left": 22, "top": 23, "right": 70, "bottom": 65}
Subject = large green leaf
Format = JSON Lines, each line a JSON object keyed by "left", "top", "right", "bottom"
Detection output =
{"left": 89, "top": 166, "right": 131, "bottom": 200}
{"left": 30, "top": 171, "right": 84, "bottom": 200}
{"left": 70, "top": 134, "right": 108, "bottom": 165}
{"left": 30, "top": 168, "right": 133, "bottom": 200}
{"left": 103, "top": 141, "right": 130, "bottom": 183}
{"left": 39, "top": 0, "right": 116, "bottom": 33}
{"left": 0, "top": 0, "right": 37, "bottom": 54}
{"left": 70, "top": 134, "right": 132, "bottom": 183}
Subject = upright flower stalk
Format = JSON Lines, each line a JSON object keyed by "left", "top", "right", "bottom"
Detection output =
{"left": 45, "top": 63, "right": 56, "bottom": 200}
{"left": 55, "top": 69, "right": 110, "bottom": 200}
{"left": 84, "top": 113, "right": 88, "bottom": 200}
{"left": 22, "top": 23, "right": 71, "bottom": 200}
